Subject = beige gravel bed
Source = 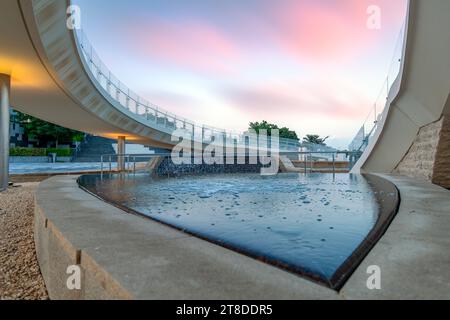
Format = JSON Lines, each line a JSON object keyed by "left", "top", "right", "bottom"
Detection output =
{"left": 0, "top": 183, "right": 49, "bottom": 300}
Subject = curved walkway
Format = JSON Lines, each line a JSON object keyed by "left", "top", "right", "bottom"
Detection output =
{"left": 341, "top": 175, "right": 450, "bottom": 299}
{"left": 35, "top": 174, "right": 450, "bottom": 299}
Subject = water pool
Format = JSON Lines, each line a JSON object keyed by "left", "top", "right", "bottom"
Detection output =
{"left": 78, "top": 173, "right": 399, "bottom": 289}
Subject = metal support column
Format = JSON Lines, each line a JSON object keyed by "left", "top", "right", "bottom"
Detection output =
{"left": 117, "top": 136, "right": 126, "bottom": 172}
{"left": 0, "top": 74, "right": 10, "bottom": 192}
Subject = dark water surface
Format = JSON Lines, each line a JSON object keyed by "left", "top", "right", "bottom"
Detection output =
{"left": 78, "top": 173, "right": 398, "bottom": 289}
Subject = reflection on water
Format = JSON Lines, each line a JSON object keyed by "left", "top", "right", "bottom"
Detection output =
{"left": 79, "top": 173, "right": 389, "bottom": 283}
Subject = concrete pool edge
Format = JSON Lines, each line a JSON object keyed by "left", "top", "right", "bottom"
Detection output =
{"left": 77, "top": 173, "right": 400, "bottom": 291}
{"left": 34, "top": 175, "right": 340, "bottom": 299}
{"left": 34, "top": 174, "right": 450, "bottom": 299}
{"left": 331, "top": 174, "right": 400, "bottom": 290}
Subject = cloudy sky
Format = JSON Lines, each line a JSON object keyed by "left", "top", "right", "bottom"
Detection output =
{"left": 74, "top": 0, "right": 407, "bottom": 148}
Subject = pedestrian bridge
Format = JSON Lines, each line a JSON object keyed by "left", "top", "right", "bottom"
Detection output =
{"left": 0, "top": 0, "right": 301, "bottom": 189}
{"left": 1, "top": 0, "right": 450, "bottom": 190}
{"left": 1, "top": 0, "right": 300, "bottom": 150}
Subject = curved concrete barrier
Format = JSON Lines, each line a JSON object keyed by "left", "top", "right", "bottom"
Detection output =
{"left": 34, "top": 175, "right": 340, "bottom": 300}
{"left": 354, "top": 0, "right": 450, "bottom": 188}
{"left": 35, "top": 174, "right": 450, "bottom": 299}
{"left": 34, "top": 176, "right": 132, "bottom": 299}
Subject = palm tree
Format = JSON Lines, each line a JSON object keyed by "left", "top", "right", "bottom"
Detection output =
{"left": 302, "top": 134, "right": 329, "bottom": 145}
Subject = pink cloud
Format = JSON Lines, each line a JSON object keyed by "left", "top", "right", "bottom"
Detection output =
{"left": 272, "top": 0, "right": 407, "bottom": 62}
{"left": 222, "top": 80, "right": 372, "bottom": 121}
{"left": 125, "top": 1, "right": 407, "bottom": 72}
{"left": 139, "top": 89, "right": 203, "bottom": 118}
{"left": 129, "top": 19, "right": 242, "bottom": 75}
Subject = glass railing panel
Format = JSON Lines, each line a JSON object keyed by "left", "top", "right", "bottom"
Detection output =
{"left": 348, "top": 20, "right": 406, "bottom": 154}
{"left": 118, "top": 92, "right": 127, "bottom": 109}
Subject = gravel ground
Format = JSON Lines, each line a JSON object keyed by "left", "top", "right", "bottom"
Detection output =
{"left": 0, "top": 183, "right": 49, "bottom": 300}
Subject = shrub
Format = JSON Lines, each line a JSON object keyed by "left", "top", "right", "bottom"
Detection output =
{"left": 10, "top": 147, "right": 46, "bottom": 157}
{"left": 10, "top": 147, "right": 73, "bottom": 157}
{"left": 46, "top": 148, "right": 73, "bottom": 157}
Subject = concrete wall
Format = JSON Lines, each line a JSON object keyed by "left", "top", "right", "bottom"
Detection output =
{"left": 432, "top": 116, "right": 450, "bottom": 188}
{"left": 395, "top": 116, "right": 450, "bottom": 189}
{"left": 395, "top": 118, "right": 443, "bottom": 181}
{"left": 34, "top": 177, "right": 134, "bottom": 299}
{"left": 354, "top": 1, "right": 450, "bottom": 186}
{"left": 155, "top": 157, "right": 263, "bottom": 176}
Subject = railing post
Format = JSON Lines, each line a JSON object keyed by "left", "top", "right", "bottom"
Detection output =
{"left": 304, "top": 153, "right": 307, "bottom": 173}
{"left": 332, "top": 154, "right": 336, "bottom": 175}
{"left": 386, "top": 76, "right": 389, "bottom": 99}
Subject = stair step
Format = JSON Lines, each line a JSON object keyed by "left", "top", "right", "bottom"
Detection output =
{"left": 74, "top": 136, "right": 116, "bottom": 162}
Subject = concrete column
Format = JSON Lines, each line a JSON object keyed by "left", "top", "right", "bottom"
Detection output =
{"left": 117, "top": 136, "right": 126, "bottom": 172}
{"left": 0, "top": 74, "right": 10, "bottom": 192}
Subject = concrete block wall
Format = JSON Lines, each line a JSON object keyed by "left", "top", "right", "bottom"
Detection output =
{"left": 433, "top": 116, "right": 450, "bottom": 188}
{"left": 155, "top": 156, "right": 263, "bottom": 176}
{"left": 395, "top": 116, "right": 450, "bottom": 189}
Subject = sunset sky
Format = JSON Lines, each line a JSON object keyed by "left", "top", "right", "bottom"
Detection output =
{"left": 74, "top": 0, "right": 407, "bottom": 149}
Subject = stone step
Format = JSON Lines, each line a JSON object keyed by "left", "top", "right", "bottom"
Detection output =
{"left": 74, "top": 136, "right": 116, "bottom": 162}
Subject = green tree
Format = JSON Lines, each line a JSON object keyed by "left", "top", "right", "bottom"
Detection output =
{"left": 16, "top": 111, "right": 84, "bottom": 147}
{"left": 249, "top": 120, "right": 299, "bottom": 141}
{"left": 302, "top": 134, "right": 329, "bottom": 145}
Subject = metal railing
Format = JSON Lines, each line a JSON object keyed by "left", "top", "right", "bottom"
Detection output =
{"left": 100, "top": 153, "right": 161, "bottom": 175}
{"left": 100, "top": 151, "right": 360, "bottom": 176}
{"left": 73, "top": 28, "right": 301, "bottom": 152}
{"left": 349, "top": 19, "right": 407, "bottom": 154}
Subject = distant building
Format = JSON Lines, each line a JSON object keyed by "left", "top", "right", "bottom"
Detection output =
{"left": 9, "top": 109, "right": 80, "bottom": 149}
{"left": 9, "top": 109, "right": 28, "bottom": 147}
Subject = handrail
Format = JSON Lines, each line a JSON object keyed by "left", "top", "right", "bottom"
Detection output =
{"left": 100, "top": 151, "right": 362, "bottom": 176}
{"left": 349, "top": 18, "right": 407, "bottom": 153}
